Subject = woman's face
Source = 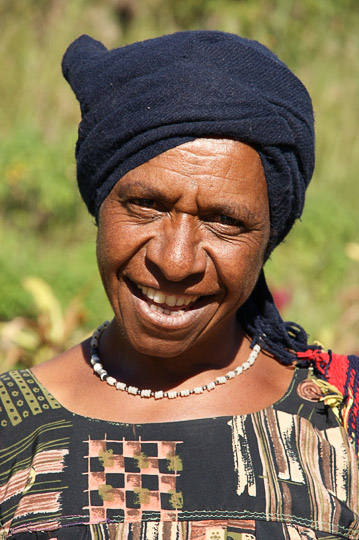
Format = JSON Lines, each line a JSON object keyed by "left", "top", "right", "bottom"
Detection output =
{"left": 97, "top": 139, "right": 270, "bottom": 358}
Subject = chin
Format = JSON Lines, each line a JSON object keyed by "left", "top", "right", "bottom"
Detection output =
{"left": 128, "top": 335, "right": 196, "bottom": 359}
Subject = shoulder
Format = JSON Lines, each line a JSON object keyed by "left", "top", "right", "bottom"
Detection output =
{"left": 0, "top": 368, "right": 37, "bottom": 428}
{"left": 297, "top": 349, "right": 359, "bottom": 454}
{"left": 31, "top": 339, "right": 92, "bottom": 407}
{"left": 0, "top": 340, "right": 88, "bottom": 428}
{"left": 0, "top": 369, "right": 62, "bottom": 443}
{"left": 31, "top": 339, "right": 90, "bottom": 379}
{"left": 297, "top": 349, "right": 359, "bottom": 390}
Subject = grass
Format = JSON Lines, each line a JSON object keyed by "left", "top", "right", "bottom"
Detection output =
{"left": 0, "top": 0, "right": 358, "bottom": 368}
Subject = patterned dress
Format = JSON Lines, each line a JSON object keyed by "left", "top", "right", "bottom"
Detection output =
{"left": 0, "top": 366, "right": 359, "bottom": 539}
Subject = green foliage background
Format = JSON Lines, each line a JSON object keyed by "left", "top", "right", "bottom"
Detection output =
{"left": 0, "top": 0, "right": 358, "bottom": 361}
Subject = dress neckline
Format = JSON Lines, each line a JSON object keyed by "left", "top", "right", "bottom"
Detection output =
{"left": 27, "top": 365, "right": 307, "bottom": 427}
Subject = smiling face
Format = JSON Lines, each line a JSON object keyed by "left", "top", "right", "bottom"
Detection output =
{"left": 96, "top": 138, "right": 270, "bottom": 360}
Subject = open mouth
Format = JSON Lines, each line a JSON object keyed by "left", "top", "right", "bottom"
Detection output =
{"left": 129, "top": 280, "right": 201, "bottom": 316}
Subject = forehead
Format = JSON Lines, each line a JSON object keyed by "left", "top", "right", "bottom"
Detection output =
{"left": 113, "top": 138, "right": 269, "bottom": 212}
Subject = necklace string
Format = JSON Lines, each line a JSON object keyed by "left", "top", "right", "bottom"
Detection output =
{"left": 90, "top": 321, "right": 261, "bottom": 399}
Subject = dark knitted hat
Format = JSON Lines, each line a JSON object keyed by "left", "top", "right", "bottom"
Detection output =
{"left": 62, "top": 30, "right": 315, "bottom": 252}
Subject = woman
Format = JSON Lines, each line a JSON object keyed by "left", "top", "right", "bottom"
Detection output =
{"left": 1, "top": 31, "right": 358, "bottom": 539}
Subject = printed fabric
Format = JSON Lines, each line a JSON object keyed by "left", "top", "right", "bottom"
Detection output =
{"left": 0, "top": 366, "right": 359, "bottom": 539}
{"left": 300, "top": 349, "right": 359, "bottom": 456}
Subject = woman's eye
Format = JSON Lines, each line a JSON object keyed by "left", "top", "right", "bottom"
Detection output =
{"left": 216, "top": 215, "right": 238, "bottom": 226}
{"left": 207, "top": 215, "right": 242, "bottom": 227}
{"left": 203, "top": 214, "right": 247, "bottom": 235}
{"left": 130, "top": 198, "right": 157, "bottom": 209}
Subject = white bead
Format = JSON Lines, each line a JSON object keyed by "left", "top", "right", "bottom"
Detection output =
{"left": 206, "top": 381, "right": 216, "bottom": 391}
{"left": 167, "top": 391, "right": 178, "bottom": 399}
{"left": 180, "top": 389, "right": 190, "bottom": 397}
{"left": 100, "top": 371, "right": 108, "bottom": 380}
{"left": 226, "top": 371, "right": 236, "bottom": 379}
{"left": 140, "top": 389, "right": 152, "bottom": 398}
{"left": 235, "top": 366, "right": 243, "bottom": 375}
{"left": 216, "top": 376, "right": 227, "bottom": 384}
{"left": 154, "top": 391, "right": 164, "bottom": 399}
{"left": 127, "top": 386, "right": 139, "bottom": 395}
{"left": 106, "top": 376, "right": 117, "bottom": 386}
{"left": 253, "top": 344, "right": 261, "bottom": 353}
{"left": 116, "top": 382, "right": 127, "bottom": 391}
{"left": 194, "top": 387, "right": 204, "bottom": 394}
{"left": 93, "top": 363, "right": 103, "bottom": 373}
{"left": 242, "top": 361, "right": 250, "bottom": 370}
{"left": 247, "top": 356, "right": 255, "bottom": 365}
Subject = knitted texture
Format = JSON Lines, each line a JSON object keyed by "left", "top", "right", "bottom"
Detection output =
{"left": 298, "top": 349, "right": 359, "bottom": 455}
{"left": 62, "top": 30, "right": 315, "bottom": 253}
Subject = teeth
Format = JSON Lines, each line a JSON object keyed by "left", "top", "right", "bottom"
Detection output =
{"left": 153, "top": 291, "right": 166, "bottom": 304}
{"left": 138, "top": 285, "right": 199, "bottom": 308}
{"left": 147, "top": 288, "right": 155, "bottom": 300}
{"left": 150, "top": 304, "right": 185, "bottom": 316}
{"left": 166, "top": 295, "right": 177, "bottom": 307}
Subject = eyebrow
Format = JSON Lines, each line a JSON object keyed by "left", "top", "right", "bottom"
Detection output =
{"left": 117, "top": 180, "right": 165, "bottom": 200}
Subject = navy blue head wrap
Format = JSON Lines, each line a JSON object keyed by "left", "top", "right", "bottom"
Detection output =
{"left": 62, "top": 30, "right": 316, "bottom": 363}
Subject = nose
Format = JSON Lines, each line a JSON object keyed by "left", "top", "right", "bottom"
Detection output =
{"left": 146, "top": 214, "right": 206, "bottom": 282}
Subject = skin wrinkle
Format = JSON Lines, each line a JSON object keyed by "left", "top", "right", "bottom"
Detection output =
{"left": 117, "top": 180, "right": 259, "bottom": 225}
{"left": 114, "top": 169, "right": 263, "bottom": 231}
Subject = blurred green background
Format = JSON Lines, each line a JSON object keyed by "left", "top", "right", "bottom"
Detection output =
{"left": 0, "top": 0, "right": 358, "bottom": 370}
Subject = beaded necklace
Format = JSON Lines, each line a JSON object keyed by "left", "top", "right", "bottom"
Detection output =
{"left": 90, "top": 321, "right": 261, "bottom": 399}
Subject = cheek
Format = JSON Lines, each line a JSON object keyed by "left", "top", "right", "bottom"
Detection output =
{"left": 96, "top": 222, "right": 124, "bottom": 285}
{"left": 216, "top": 236, "right": 267, "bottom": 301}
{"left": 96, "top": 230, "right": 112, "bottom": 295}
{"left": 96, "top": 217, "right": 149, "bottom": 288}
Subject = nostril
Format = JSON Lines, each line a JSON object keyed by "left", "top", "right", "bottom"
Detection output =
{"left": 144, "top": 259, "right": 206, "bottom": 288}
{"left": 145, "top": 232, "right": 205, "bottom": 282}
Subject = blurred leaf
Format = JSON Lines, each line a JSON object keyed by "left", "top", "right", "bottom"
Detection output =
{"left": 345, "top": 242, "right": 359, "bottom": 262}
{"left": 22, "top": 276, "right": 64, "bottom": 344}
{"left": 0, "top": 277, "right": 89, "bottom": 371}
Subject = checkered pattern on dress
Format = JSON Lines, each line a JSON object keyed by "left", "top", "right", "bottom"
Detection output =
{"left": 83, "top": 436, "right": 183, "bottom": 522}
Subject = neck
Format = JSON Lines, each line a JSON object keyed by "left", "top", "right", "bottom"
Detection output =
{"left": 96, "top": 316, "right": 248, "bottom": 391}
